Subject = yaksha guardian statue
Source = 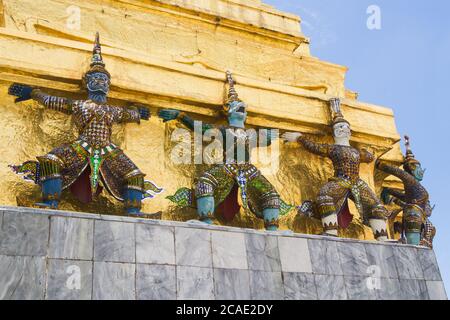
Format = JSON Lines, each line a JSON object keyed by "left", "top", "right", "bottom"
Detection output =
{"left": 9, "top": 33, "right": 162, "bottom": 215}
{"left": 377, "top": 136, "right": 435, "bottom": 247}
{"left": 158, "top": 71, "right": 292, "bottom": 230}
{"left": 282, "top": 98, "right": 389, "bottom": 240}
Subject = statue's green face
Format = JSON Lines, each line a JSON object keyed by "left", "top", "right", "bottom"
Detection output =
{"left": 86, "top": 72, "right": 110, "bottom": 95}
{"left": 227, "top": 100, "right": 247, "bottom": 124}
{"left": 412, "top": 163, "right": 425, "bottom": 181}
{"left": 406, "top": 162, "right": 425, "bottom": 181}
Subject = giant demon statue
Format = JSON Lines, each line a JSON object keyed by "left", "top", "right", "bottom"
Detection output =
{"left": 9, "top": 33, "right": 162, "bottom": 215}
{"left": 282, "top": 98, "right": 389, "bottom": 240}
{"left": 158, "top": 71, "right": 293, "bottom": 230}
{"left": 377, "top": 136, "right": 435, "bottom": 247}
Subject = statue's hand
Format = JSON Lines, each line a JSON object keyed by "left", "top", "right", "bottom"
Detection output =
{"left": 158, "top": 109, "right": 180, "bottom": 123}
{"left": 281, "top": 132, "right": 302, "bottom": 143}
{"left": 137, "top": 105, "right": 150, "bottom": 121}
{"left": 8, "top": 83, "right": 34, "bottom": 103}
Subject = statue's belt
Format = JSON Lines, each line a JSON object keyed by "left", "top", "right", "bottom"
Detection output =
{"left": 329, "top": 176, "right": 365, "bottom": 216}
{"left": 223, "top": 163, "right": 260, "bottom": 209}
{"left": 72, "top": 140, "right": 120, "bottom": 195}
{"left": 223, "top": 163, "right": 260, "bottom": 179}
{"left": 403, "top": 203, "right": 427, "bottom": 219}
{"left": 74, "top": 140, "right": 119, "bottom": 157}
{"left": 70, "top": 140, "right": 163, "bottom": 199}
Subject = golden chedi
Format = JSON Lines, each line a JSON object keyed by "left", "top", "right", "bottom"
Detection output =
{"left": 0, "top": 0, "right": 404, "bottom": 240}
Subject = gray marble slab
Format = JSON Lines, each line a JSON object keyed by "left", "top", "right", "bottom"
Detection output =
{"left": 94, "top": 220, "right": 135, "bottom": 263}
{"left": 213, "top": 268, "right": 251, "bottom": 300}
{"left": 93, "top": 262, "right": 135, "bottom": 300}
{"left": 49, "top": 217, "right": 93, "bottom": 260}
{"left": 175, "top": 227, "right": 211, "bottom": 268}
{"left": 308, "top": 239, "right": 342, "bottom": 275}
{"left": 46, "top": 259, "right": 92, "bottom": 300}
{"left": 0, "top": 206, "right": 437, "bottom": 249}
{"left": 278, "top": 237, "right": 312, "bottom": 273}
{"left": 344, "top": 276, "right": 378, "bottom": 300}
{"left": 393, "top": 246, "right": 424, "bottom": 280}
{"left": 136, "top": 264, "right": 176, "bottom": 300}
{"left": 377, "top": 278, "right": 403, "bottom": 300}
{"left": 249, "top": 271, "right": 284, "bottom": 300}
{"left": 136, "top": 224, "right": 175, "bottom": 265}
{"left": 0, "top": 211, "right": 49, "bottom": 256}
{"left": 0, "top": 255, "right": 45, "bottom": 300}
{"left": 399, "top": 279, "right": 429, "bottom": 300}
{"left": 283, "top": 272, "right": 317, "bottom": 300}
{"left": 365, "top": 243, "right": 398, "bottom": 279}
{"left": 417, "top": 248, "right": 441, "bottom": 281}
{"left": 176, "top": 266, "right": 214, "bottom": 300}
{"left": 245, "top": 233, "right": 281, "bottom": 272}
{"left": 426, "top": 281, "right": 448, "bottom": 300}
{"left": 337, "top": 242, "right": 369, "bottom": 277}
{"left": 315, "top": 275, "right": 347, "bottom": 300}
{"left": 0, "top": 206, "right": 447, "bottom": 301}
{"left": 211, "top": 231, "right": 248, "bottom": 270}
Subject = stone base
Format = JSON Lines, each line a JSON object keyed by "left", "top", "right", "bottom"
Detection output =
{"left": 0, "top": 206, "right": 447, "bottom": 300}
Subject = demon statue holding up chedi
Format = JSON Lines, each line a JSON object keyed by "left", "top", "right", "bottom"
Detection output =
{"left": 376, "top": 136, "right": 435, "bottom": 248}
{"left": 8, "top": 33, "right": 163, "bottom": 216}
{"left": 158, "top": 71, "right": 294, "bottom": 231}
{"left": 5, "top": 33, "right": 436, "bottom": 246}
{"left": 282, "top": 98, "right": 390, "bottom": 241}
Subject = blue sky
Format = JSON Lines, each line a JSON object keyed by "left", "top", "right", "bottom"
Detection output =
{"left": 265, "top": 0, "right": 450, "bottom": 292}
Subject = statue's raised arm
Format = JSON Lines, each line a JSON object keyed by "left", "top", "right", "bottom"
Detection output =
{"left": 111, "top": 104, "right": 150, "bottom": 124}
{"left": 298, "top": 134, "right": 332, "bottom": 158}
{"left": 281, "top": 131, "right": 332, "bottom": 158}
{"left": 9, "top": 83, "right": 75, "bottom": 115}
{"left": 158, "top": 109, "right": 214, "bottom": 133}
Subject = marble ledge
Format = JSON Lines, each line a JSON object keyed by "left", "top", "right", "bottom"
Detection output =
{"left": 0, "top": 205, "right": 447, "bottom": 300}
{"left": 0, "top": 206, "right": 432, "bottom": 250}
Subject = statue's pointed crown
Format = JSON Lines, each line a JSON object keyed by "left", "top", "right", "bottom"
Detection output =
{"left": 223, "top": 71, "right": 244, "bottom": 113}
{"left": 85, "top": 32, "right": 110, "bottom": 78}
{"left": 404, "top": 135, "right": 420, "bottom": 165}
{"left": 329, "top": 98, "right": 350, "bottom": 126}
{"left": 226, "top": 71, "right": 241, "bottom": 104}
{"left": 91, "top": 32, "right": 105, "bottom": 67}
